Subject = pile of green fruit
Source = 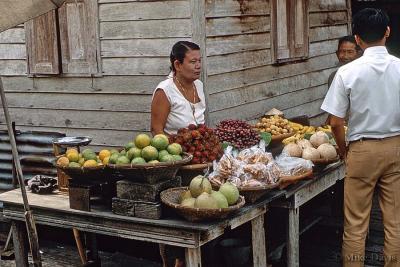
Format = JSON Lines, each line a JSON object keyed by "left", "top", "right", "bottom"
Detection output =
{"left": 57, "top": 148, "right": 103, "bottom": 168}
{"left": 109, "top": 133, "right": 185, "bottom": 165}
{"left": 180, "top": 176, "right": 240, "bottom": 209}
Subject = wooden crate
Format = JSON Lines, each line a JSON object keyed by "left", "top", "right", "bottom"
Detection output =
{"left": 112, "top": 198, "right": 162, "bottom": 219}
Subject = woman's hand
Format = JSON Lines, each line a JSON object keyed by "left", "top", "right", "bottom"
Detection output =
{"left": 151, "top": 89, "right": 171, "bottom": 136}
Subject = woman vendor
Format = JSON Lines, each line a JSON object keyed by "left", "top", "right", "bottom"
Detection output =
{"left": 151, "top": 41, "right": 206, "bottom": 136}
{"left": 152, "top": 41, "right": 205, "bottom": 267}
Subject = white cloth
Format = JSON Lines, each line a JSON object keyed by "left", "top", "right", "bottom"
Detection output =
{"left": 321, "top": 46, "right": 400, "bottom": 142}
{"left": 153, "top": 76, "right": 206, "bottom": 135}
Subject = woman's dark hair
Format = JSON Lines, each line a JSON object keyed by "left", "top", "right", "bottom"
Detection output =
{"left": 352, "top": 8, "right": 389, "bottom": 44}
{"left": 170, "top": 41, "right": 200, "bottom": 72}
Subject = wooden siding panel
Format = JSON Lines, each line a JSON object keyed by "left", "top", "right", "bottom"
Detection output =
{"left": 206, "top": 16, "right": 270, "bottom": 37}
{"left": 99, "top": 1, "right": 189, "bottom": 21}
{"left": 102, "top": 57, "right": 170, "bottom": 75}
{"left": 0, "top": 44, "right": 26, "bottom": 59}
{"left": 207, "top": 49, "right": 271, "bottom": 76}
{"left": 0, "top": 28, "right": 25, "bottom": 44}
{"left": 310, "top": 11, "right": 348, "bottom": 27}
{"left": 3, "top": 92, "right": 151, "bottom": 112}
{"left": 0, "top": 60, "right": 27, "bottom": 75}
{"left": 100, "top": 19, "right": 192, "bottom": 39}
{"left": 310, "top": 25, "right": 348, "bottom": 42}
{"left": 0, "top": 108, "right": 149, "bottom": 131}
{"left": 101, "top": 38, "right": 190, "bottom": 57}
{"left": 207, "top": 33, "right": 270, "bottom": 56}
{"left": 309, "top": 39, "right": 338, "bottom": 57}
{"left": 93, "top": 76, "right": 165, "bottom": 94}
{"left": 208, "top": 53, "right": 337, "bottom": 94}
{"left": 209, "top": 68, "right": 334, "bottom": 112}
{"left": 309, "top": 0, "right": 347, "bottom": 12}
{"left": 205, "top": 0, "right": 270, "bottom": 17}
{"left": 209, "top": 84, "right": 329, "bottom": 125}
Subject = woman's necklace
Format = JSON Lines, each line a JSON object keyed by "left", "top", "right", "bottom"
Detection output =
{"left": 174, "top": 76, "right": 197, "bottom": 123}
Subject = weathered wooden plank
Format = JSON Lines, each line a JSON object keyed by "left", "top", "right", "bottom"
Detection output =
{"left": 99, "top": 0, "right": 184, "bottom": 3}
{"left": 310, "top": 11, "right": 348, "bottom": 28}
{"left": 185, "top": 247, "right": 202, "bottom": 267}
{"left": 102, "top": 57, "right": 170, "bottom": 75}
{"left": 101, "top": 38, "right": 190, "bottom": 57}
{"left": 100, "top": 19, "right": 192, "bottom": 39}
{"left": 0, "top": 108, "right": 150, "bottom": 131}
{"left": 99, "top": 1, "right": 189, "bottom": 21}
{"left": 12, "top": 221, "right": 29, "bottom": 267}
{"left": 209, "top": 84, "right": 330, "bottom": 124}
{"left": 2, "top": 92, "right": 152, "bottom": 112}
{"left": 287, "top": 208, "right": 299, "bottom": 267}
{"left": 252, "top": 214, "right": 267, "bottom": 267}
{"left": 207, "top": 32, "right": 270, "bottom": 56}
{"left": 207, "top": 49, "right": 271, "bottom": 75}
{"left": 0, "top": 28, "right": 25, "bottom": 43}
{"left": 93, "top": 75, "right": 165, "bottom": 94}
{"left": 310, "top": 24, "right": 348, "bottom": 42}
{"left": 283, "top": 98, "right": 325, "bottom": 119}
{"left": 0, "top": 125, "right": 141, "bottom": 147}
{"left": 209, "top": 68, "right": 334, "bottom": 110}
{"left": 205, "top": 0, "right": 270, "bottom": 17}
{"left": 208, "top": 53, "right": 337, "bottom": 93}
{"left": 0, "top": 60, "right": 26, "bottom": 75}
{"left": 309, "top": 39, "right": 338, "bottom": 57}
{"left": 0, "top": 44, "right": 26, "bottom": 59}
{"left": 206, "top": 16, "right": 270, "bottom": 37}
{"left": 309, "top": 0, "right": 347, "bottom": 12}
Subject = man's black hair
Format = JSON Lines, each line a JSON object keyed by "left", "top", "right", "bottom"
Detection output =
{"left": 338, "top": 35, "right": 359, "bottom": 50}
{"left": 352, "top": 8, "right": 390, "bottom": 43}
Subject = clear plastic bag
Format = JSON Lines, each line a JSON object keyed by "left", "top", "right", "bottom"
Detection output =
{"left": 275, "top": 151, "right": 313, "bottom": 176}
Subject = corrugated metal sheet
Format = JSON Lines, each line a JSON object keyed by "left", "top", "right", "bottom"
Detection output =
{"left": 0, "top": 130, "right": 65, "bottom": 190}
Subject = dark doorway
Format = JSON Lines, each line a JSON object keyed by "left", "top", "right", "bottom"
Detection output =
{"left": 352, "top": 0, "right": 400, "bottom": 57}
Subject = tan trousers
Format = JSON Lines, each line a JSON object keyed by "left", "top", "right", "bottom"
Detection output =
{"left": 343, "top": 135, "right": 400, "bottom": 267}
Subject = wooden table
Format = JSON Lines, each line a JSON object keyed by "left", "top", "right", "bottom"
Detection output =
{"left": 271, "top": 162, "right": 345, "bottom": 267}
{"left": 0, "top": 188, "right": 284, "bottom": 267}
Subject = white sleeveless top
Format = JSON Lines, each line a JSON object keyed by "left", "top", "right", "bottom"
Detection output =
{"left": 153, "top": 76, "right": 206, "bottom": 135}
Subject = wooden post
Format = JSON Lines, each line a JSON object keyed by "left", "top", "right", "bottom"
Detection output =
{"left": 251, "top": 214, "right": 267, "bottom": 267}
{"left": 185, "top": 247, "right": 202, "bottom": 267}
{"left": 12, "top": 221, "right": 28, "bottom": 267}
{"left": 287, "top": 207, "right": 299, "bottom": 267}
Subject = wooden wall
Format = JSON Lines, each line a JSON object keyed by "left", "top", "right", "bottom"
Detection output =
{"left": 205, "top": 0, "right": 349, "bottom": 126}
{"left": 0, "top": 0, "right": 350, "bottom": 148}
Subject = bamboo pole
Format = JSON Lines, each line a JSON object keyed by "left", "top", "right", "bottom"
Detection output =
{"left": 0, "top": 77, "right": 42, "bottom": 267}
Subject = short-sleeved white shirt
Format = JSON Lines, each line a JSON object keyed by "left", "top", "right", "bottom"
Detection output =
{"left": 321, "top": 46, "right": 400, "bottom": 141}
{"left": 153, "top": 75, "right": 206, "bottom": 135}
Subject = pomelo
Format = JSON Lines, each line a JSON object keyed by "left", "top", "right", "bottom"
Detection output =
{"left": 211, "top": 191, "right": 228, "bottom": 208}
{"left": 135, "top": 134, "right": 151, "bottom": 149}
{"left": 195, "top": 192, "right": 218, "bottom": 209}
{"left": 160, "top": 154, "right": 174, "bottom": 162}
{"left": 116, "top": 156, "right": 130, "bottom": 165}
{"left": 124, "top": 142, "right": 136, "bottom": 151}
{"left": 141, "top": 146, "right": 159, "bottom": 162}
{"left": 167, "top": 143, "right": 182, "bottom": 155}
{"left": 131, "top": 157, "right": 146, "bottom": 164}
{"left": 189, "top": 175, "right": 212, "bottom": 198}
{"left": 219, "top": 182, "right": 239, "bottom": 205}
{"left": 127, "top": 147, "right": 142, "bottom": 160}
{"left": 158, "top": 150, "right": 170, "bottom": 160}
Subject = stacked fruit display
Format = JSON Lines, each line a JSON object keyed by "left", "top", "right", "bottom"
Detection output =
{"left": 56, "top": 148, "right": 104, "bottom": 168}
{"left": 254, "top": 115, "right": 293, "bottom": 136}
{"left": 215, "top": 120, "right": 260, "bottom": 149}
{"left": 109, "top": 134, "right": 184, "bottom": 165}
{"left": 179, "top": 175, "right": 240, "bottom": 209}
{"left": 282, "top": 131, "right": 338, "bottom": 161}
{"left": 169, "top": 124, "right": 223, "bottom": 164}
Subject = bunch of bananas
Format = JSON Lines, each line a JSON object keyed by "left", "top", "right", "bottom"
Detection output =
{"left": 283, "top": 122, "right": 316, "bottom": 145}
{"left": 317, "top": 125, "right": 332, "bottom": 133}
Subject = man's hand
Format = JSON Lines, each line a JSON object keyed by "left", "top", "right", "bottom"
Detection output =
{"left": 328, "top": 115, "right": 347, "bottom": 161}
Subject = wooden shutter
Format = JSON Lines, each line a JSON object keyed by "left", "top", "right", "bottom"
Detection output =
{"left": 272, "top": 0, "right": 290, "bottom": 61}
{"left": 292, "top": 0, "right": 309, "bottom": 58}
{"left": 25, "top": 10, "right": 60, "bottom": 74}
{"left": 58, "top": 0, "right": 99, "bottom": 75}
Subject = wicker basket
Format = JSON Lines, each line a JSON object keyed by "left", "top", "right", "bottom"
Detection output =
{"left": 160, "top": 187, "right": 245, "bottom": 222}
{"left": 311, "top": 156, "right": 340, "bottom": 165}
{"left": 279, "top": 169, "right": 313, "bottom": 189}
{"left": 271, "top": 132, "right": 295, "bottom": 144}
{"left": 108, "top": 153, "right": 193, "bottom": 184}
{"left": 56, "top": 164, "right": 107, "bottom": 182}
{"left": 177, "top": 163, "right": 213, "bottom": 186}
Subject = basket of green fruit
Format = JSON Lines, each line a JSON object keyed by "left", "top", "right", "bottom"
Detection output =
{"left": 55, "top": 148, "right": 107, "bottom": 181}
{"left": 107, "top": 134, "right": 192, "bottom": 184}
{"left": 160, "top": 176, "right": 245, "bottom": 222}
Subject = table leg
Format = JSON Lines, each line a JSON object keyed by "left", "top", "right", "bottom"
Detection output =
{"left": 251, "top": 214, "right": 267, "bottom": 267}
{"left": 185, "top": 247, "right": 201, "bottom": 267}
{"left": 287, "top": 207, "right": 299, "bottom": 267}
{"left": 11, "top": 221, "right": 28, "bottom": 267}
{"left": 85, "top": 233, "right": 100, "bottom": 264}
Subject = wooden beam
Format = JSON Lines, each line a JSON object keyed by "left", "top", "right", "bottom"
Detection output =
{"left": 251, "top": 214, "right": 267, "bottom": 267}
{"left": 190, "top": 0, "right": 210, "bottom": 124}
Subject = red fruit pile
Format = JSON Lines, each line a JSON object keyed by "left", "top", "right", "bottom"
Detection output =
{"left": 215, "top": 119, "right": 260, "bottom": 149}
{"left": 169, "top": 124, "right": 223, "bottom": 164}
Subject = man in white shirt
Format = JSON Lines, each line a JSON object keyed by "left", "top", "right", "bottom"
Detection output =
{"left": 321, "top": 8, "right": 400, "bottom": 267}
